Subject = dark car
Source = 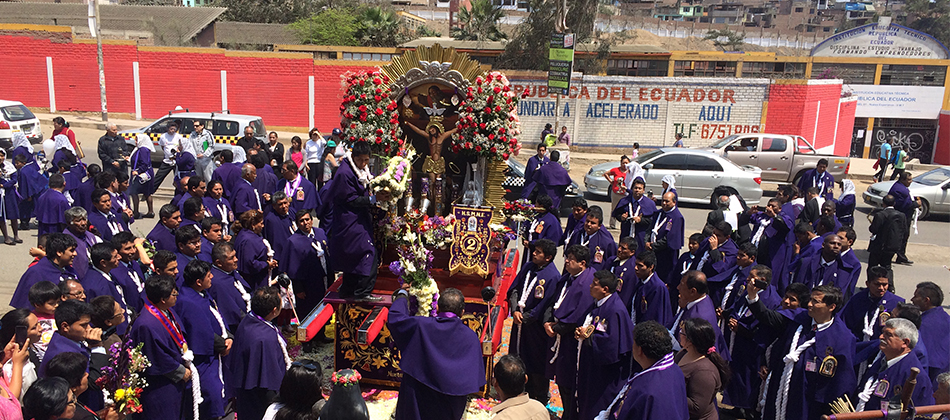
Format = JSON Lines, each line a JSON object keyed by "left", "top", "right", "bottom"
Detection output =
{"left": 503, "top": 159, "right": 580, "bottom": 217}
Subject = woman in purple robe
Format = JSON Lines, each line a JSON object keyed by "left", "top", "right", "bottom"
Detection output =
{"left": 10, "top": 132, "right": 34, "bottom": 164}
{"left": 227, "top": 287, "right": 289, "bottom": 420}
{"left": 278, "top": 210, "right": 330, "bottom": 316}
{"left": 0, "top": 148, "right": 21, "bottom": 244}
{"left": 521, "top": 194, "right": 562, "bottom": 267}
{"left": 234, "top": 209, "right": 276, "bottom": 289}
{"left": 263, "top": 192, "right": 295, "bottom": 260}
{"left": 204, "top": 180, "right": 234, "bottom": 236}
{"left": 129, "top": 133, "right": 155, "bottom": 217}
{"left": 177, "top": 260, "right": 229, "bottom": 419}
{"left": 15, "top": 154, "right": 48, "bottom": 228}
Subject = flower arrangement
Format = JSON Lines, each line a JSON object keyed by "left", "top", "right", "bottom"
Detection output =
{"left": 419, "top": 214, "right": 454, "bottom": 249}
{"left": 96, "top": 340, "right": 150, "bottom": 415}
{"left": 450, "top": 71, "right": 521, "bottom": 161}
{"left": 502, "top": 199, "right": 534, "bottom": 223}
{"left": 330, "top": 369, "right": 362, "bottom": 387}
{"left": 340, "top": 71, "right": 404, "bottom": 156}
{"left": 369, "top": 149, "right": 416, "bottom": 211}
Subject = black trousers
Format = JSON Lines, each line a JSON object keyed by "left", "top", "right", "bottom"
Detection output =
{"left": 339, "top": 253, "right": 379, "bottom": 298}
{"left": 307, "top": 161, "right": 325, "bottom": 190}
{"left": 556, "top": 381, "right": 577, "bottom": 420}
{"left": 874, "top": 158, "right": 889, "bottom": 181}
{"left": 525, "top": 374, "right": 550, "bottom": 406}
{"left": 235, "top": 388, "right": 276, "bottom": 420}
{"left": 152, "top": 162, "right": 175, "bottom": 195}
{"left": 897, "top": 213, "right": 912, "bottom": 261}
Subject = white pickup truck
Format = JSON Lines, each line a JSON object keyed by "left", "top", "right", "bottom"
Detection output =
{"left": 701, "top": 133, "right": 850, "bottom": 184}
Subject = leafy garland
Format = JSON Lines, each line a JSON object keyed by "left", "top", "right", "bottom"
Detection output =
{"left": 340, "top": 71, "right": 404, "bottom": 155}
{"left": 450, "top": 71, "right": 521, "bottom": 162}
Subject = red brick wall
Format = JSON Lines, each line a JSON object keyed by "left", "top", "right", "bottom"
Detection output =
{"left": 936, "top": 111, "right": 950, "bottom": 165}
{"left": 763, "top": 81, "right": 851, "bottom": 156}
{"left": 764, "top": 84, "right": 808, "bottom": 136}
{"left": 834, "top": 99, "right": 857, "bottom": 157}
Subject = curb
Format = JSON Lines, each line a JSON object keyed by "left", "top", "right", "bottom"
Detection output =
{"left": 38, "top": 116, "right": 142, "bottom": 132}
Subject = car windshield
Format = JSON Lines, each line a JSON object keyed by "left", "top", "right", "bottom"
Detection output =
{"left": 913, "top": 168, "right": 950, "bottom": 186}
{"left": 1, "top": 105, "right": 36, "bottom": 122}
{"left": 709, "top": 135, "right": 740, "bottom": 149}
{"left": 634, "top": 149, "right": 663, "bottom": 164}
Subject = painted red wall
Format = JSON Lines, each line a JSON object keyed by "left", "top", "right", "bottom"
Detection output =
{"left": 764, "top": 81, "right": 851, "bottom": 155}
{"left": 834, "top": 99, "right": 857, "bottom": 157}
{"left": 936, "top": 111, "right": 950, "bottom": 165}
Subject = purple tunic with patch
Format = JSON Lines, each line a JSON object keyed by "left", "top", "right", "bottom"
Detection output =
{"left": 860, "top": 349, "right": 934, "bottom": 411}
{"left": 230, "top": 179, "right": 261, "bottom": 215}
{"left": 177, "top": 287, "right": 227, "bottom": 418}
{"left": 764, "top": 210, "right": 795, "bottom": 294}
{"left": 38, "top": 331, "right": 89, "bottom": 377}
{"left": 112, "top": 260, "right": 146, "bottom": 312}
{"left": 792, "top": 254, "right": 855, "bottom": 293}
{"left": 577, "top": 293, "right": 635, "bottom": 420}
{"left": 212, "top": 163, "right": 242, "bottom": 198}
{"left": 669, "top": 295, "right": 731, "bottom": 361}
{"left": 278, "top": 228, "right": 331, "bottom": 316}
{"left": 522, "top": 211, "right": 562, "bottom": 266}
{"left": 547, "top": 268, "right": 595, "bottom": 385}
{"left": 35, "top": 189, "right": 71, "bottom": 235}
{"left": 649, "top": 207, "right": 684, "bottom": 286}
{"left": 722, "top": 285, "right": 780, "bottom": 409}
{"left": 612, "top": 194, "right": 656, "bottom": 252}
{"left": 605, "top": 256, "right": 638, "bottom": 310}
{"left": 632, "top": 272, "right": 672, "bottom": 327}
{"left": 276, "top": 175, "right": 320, "bottom": 214}
{"left": 207, "top": 266, "right": 251, "bottom": 331}
{"left": 507, "top": 261, "right": 562, "bottom": 375}
{"left": 689, "top": 236, "right": 738, "bottom": 280}
{"left": 252, "top": 169, "right": 278, "bottom": 213}
{"left": 81, "top": 268, "right": 129, "bottom": 334}
{"left": 146, "top": 222, "right": 177, "bottom": 253}
{"left": 234, "top": 229, "right": 271, "bottom": 289}
{"left": 533, "top": 161, "right": 573, "bottom": 210}
{"left": 10, "top": 258, "right": 78, "bottom": 309}
{"left": 567, "top": 226, "right": 617, "bottom": 271}
{"left": 129, "top": 303, "right": 188, "bottom": 420}
{"left": 326, "top": 158, "right": 376, "bottom": 277}
{"left": 388, "top": 294, "right": 486, "bottom": 420}
{"left": 203, "top": 197, "right": 234, "bottom": 229}
{"left": 706, "top": 264, "right": 753, "bottom": 311}
{"left": 840, "top": 290, "right": 903, "bottom": 342}
{"left": 86, "top": 208, "right": 128, "bottom": 242}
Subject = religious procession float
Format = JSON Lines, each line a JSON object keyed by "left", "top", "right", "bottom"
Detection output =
{"left": 297, "top": 45, "right": 528, "bottom": 400}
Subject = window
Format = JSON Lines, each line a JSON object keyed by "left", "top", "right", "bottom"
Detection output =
{"left": 794, "top": 7, "right": 803, "bottom": 12}
{"left": 822, "top": 27, "right": 831, "bottom": 32}
{"left": 795, "top": 137, "right": 816, "bottom": 154}
{"left": 687, "top": 155, "right": 723, "bottom": 172}
{"left": 742, "top": 62, "right": 806, "bottom": 78}
{"left": 649, "top": 153, "right": 688, "bottom": 170}
{"left": 607, "top": 60, "right": 668, "bottom": 77}
{"left": 879, "top": 65, "right": 947, "bottom": 86}
{"left": 250, "top": 119, "right": 266, "bottom": 135}
{"left": 0, "top": 105, "right": 35, "bottom": 122}
{"left": 762, "top": 137, "right": 787, "bottom": 152}
{"left": 213, "top": 120, "right": 240, "bottom": 136}
{"left": 673, "top": 60, "right": 737, "bottom": 77}
{"left": 810, "top": 63, "right": 876, "bottom": 84}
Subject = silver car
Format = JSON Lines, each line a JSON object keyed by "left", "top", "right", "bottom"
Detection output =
{"left": 584, "top": 148, "right": 764, "bottom": 207}
{"left": 861, "top": 167, "right": 950, "bottom": 219}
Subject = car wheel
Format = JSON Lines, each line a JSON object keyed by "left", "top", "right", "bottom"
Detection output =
{"left": 919, "top": 199, "right": 930, "bottom": 220}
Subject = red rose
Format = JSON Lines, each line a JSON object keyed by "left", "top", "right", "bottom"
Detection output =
{"left": 493, "top": 86, "right": 501, "bottom": 94}
{"left": 478, "top": 87, "right": 483, "bottom": 94}
{"left": 496, "top": 74, "right": 503, "bottom": 81}
{"left": 373, "top": 78, "right": 382, "bottom": 85}
{"left": 503, "top": 152, "right": 510, "bottom": 159}
{"left": 360, "top": 94, "right": 366, "bottom": 100}
{"left": 490, "top": 147, "right": 497, "bottom": 153}
{"left": 359, "top": 105, "right": 367, "bottom": 112}
{"left": 475, "top": 76, "right": 483, "bottom": 85}
{"left": 350, "top": 136, "right": 357, "bottom": 141}
{"left": 398, "top": 139, "right": 404, "bottom": 146}
{"left": 499, "top": 127, "right": 506, "bottom": 134}
{"left": 475, "top": 145, "right": 482, "bottom": 152}
{"left": 465, "top": 142, "right": 473, "bottom": 149}
{"left": 479, "top": 123, "right": 486, "bottom": 130}
{"left": 466, "top": 107, "right": 473, "bottom": 113}
{"left": 484, "top": 107, "right": 492, "bottom": 114}
{"left": 503, "top": 85, "right": 510, "bottom": 92}
{"left": 488, "top": 134, "right": 495, "bottom": 140}
{"left": 376, "top": 128, "right": 384, "bottom": 135}
{"left": 506, "top": 98, "right": 512, "bottom": 104}
{"left": 360, "top": 115, "right": 367, "bottom": 122}
{"left": 350, "top": 123, "right": 357, "bottom": 129}
{"left": 374, "top": 95, "right": 381, "bottom": 102}
{"left": 339, "top": 105, "right": 345, "bottom": 112}
{"left": 376, "top": 137, "right": 382, "bottom": 144}
{"left": 359, "top": 80, "right": 365, "bottom": 86}
{"left": 495, "top": 106, "right": 502, "bottom": 112}
{"left": 375, "top": 108, "right": 384, "bottom": 116}
{"left": 453, "top": 145, "right": 460, "bottom": 152}
{"left": 459, "top": 101, "right": 466, "bottom": 107}
{"left": 375, "top": 88, "right": 382, "bottom": 94}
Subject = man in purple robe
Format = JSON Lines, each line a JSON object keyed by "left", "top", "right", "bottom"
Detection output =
{"left": 38, "top": 299, "right": 97, "bottom": 377}
{"left": 689, "top": 221, "right": 738, "bottom": 280}
{"left": 796, "top": 159, "right": 836, "bottom": 201}
{"left": 227, "top": 286, "right": 289, "bottom": 420}
{"left": 146, "top": 204, "right": 181, "bottom": 253}
{"left": 840, "top": 266, "right": 903, "bottom": 342}
{"left": 389, "top": 287, "right": 486, "bottom": 420}
{"left": 14, "top": 154, "right": 48, "bottom": 230}
{"left": 327, "top": 141, "right": 390, "bottom": 300}
{"left": 576, "top": 270, "right": 635, "bottom": 420}
{"left": 231, "top": 163, "right": 262, "bottom": 216}
{"left": 543, "top": 245, "right": 595, "bottom": 420}
{"left": 566, "top": 206, "right": 616, "bottom": 271}
{"left": 521, "top": 143, "right": 549, "bottom": 200}
{"left": 35, "top": 174, "right": 71, "bottom": 236}
{"left": 110, "top": 231, "right": 147, "bottom": 312}
{"left": 532, "top": 151, "right": 572, "bottom": 210}
{"left": 277, "top": 160, "right": 319, "bottom": 214}
{"left": 249, "top": 152, "right": 278, "bottom": 214}
{"left": 81, "top": 243, "right": 130, "bottom": 334}
{"left": 747, "top": 283, "right": 856, "bottom": 420}
{"left": 178, "top": 196, "right": 205, "bottom": 236}
{"left": 63, "top": 206, "right": 101, "bottom": 279}
{"left": 721, "top": 264, "right": 781, "bottom": 417}
{"left": 130, "top": 275, "right": 192, "bottom": 420}
{"left": 760, "top": 198, "right": 795, "bottom": 294}
{"left": 855, "top": 318, "right": 933, "bottom": 412}
{"left": 208, "top": 241, "right": 251, "bottom": 333}
{"left": 835, "top": 226, "right": 862, "bottom": 295}
{"left": 706, "top": 241, "right": 757, "bottom": 310}
{"left": 178, "top": 260, "right": 231, "bottom": 419}
{"left": 630, "top": 251, "right": 672, "bottom": 328}
{"left": 507, "top": 238, "right": 561, "bottom": 404}
{"left": 604, "top": 321, "right": 688, "bottom": 420}
{"left": 788, "top": 222, "right": 823, "bottom": 285}
{"left": 86, "top": 188, "right": 128, "bottom": 242}
{"left": 199, "top": 217, "right": 227, "bottom": 263}
{"left": 174, "top": 227, "right": 206, "bottom": 287}
{"left": 646, "top": 192, "right": 684, "bottom": 292}
{"left": 11, "top": 232, "right": 78, "bottom": 309}
{"left": 605, "top": 237, "right": 638, "bottom": 309}
{"left": 176, "top": 176, "right": 206, "bottom": 217}
{"left": 278, "top": 210, "right": 331, "bottom": 317}
{"left": 263, "top": 192, "right": 295, "bottom": 260}
{"left": 521, "top": 194, "right": 562, "bottom": 267}
{"left": 912, "top": 281, "right": 950, "bottom": 383}
{"left": 612, "top": 178, "right": 655, "bottom": 251}
{"left": 560, "top": 198, "right": 587, "bottom": 247}
{"left": 669, "top": 270, "right": 730, "bottom": 361}
{"left": 211, "top": 150, "right": 240, "bottom": 198}
{"left": 793, "top": 234, "right": 855, "bottom": 294}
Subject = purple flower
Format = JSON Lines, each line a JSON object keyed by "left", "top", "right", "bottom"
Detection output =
{"left": 389, "top": 261, "right": 404, "bottom": 278}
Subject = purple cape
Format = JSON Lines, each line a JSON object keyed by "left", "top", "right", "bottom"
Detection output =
{"left": 174, "top": 252, "right": 199, "bottom": 288}
{"left": 797, "top": 169, "right": 836, "bottom": 201}
{"left": 38, "top": 331, "right": 89, "bottom": 377}
{"left": 706, "top": 264, "right": 753, "bottom": 310}
{"left": 670, "top": 295, "right": 731, "bottom": 361}
{"left": 507, "top": 261, "right": 562, "bottom": 375}
{"left": 522, "top": 211, "right": 562, "bottom": 266}
{"left": 17, "top": 161, "right": 47, "bottom": 199}
{"left": 226, "top": 313, "right": 287, "bottom": 391}
{"left": 611, "top": 360, "right": 689, "bottom": 420}
{"left": 64, "top": 228, "right": 100, "bottom": 279}
{"left": 840, "top": 290, "right": 903, "bottom": 341}
{"left": 263, "top": 211, "right": 295, "bottom": 260}
{"left": 252, "top": 170, "right": 278, "bottom": 213}
{"left": 207, "top": 266, "right": 251, "bottom": 330}
{"left": 11, "top": 258, "right": 77, "bottom": 309}
{"left": 567, "top": 226, "right": 618, "bottom": 271}
{"left": 86, "top": 209, "right": 128, "bottom": 242}
{"left": 234, "top": 229, "right": 271, "bottom": 289}
{"left": 129, "top": 304, "right": 187, "bottom": 420}
{"left": 690, "top": 237, "right": 738, "bottom": 279}
{"left": 81, "top": 268, "right": 129, "bottom": 334}
{"left": 0, "top": 175, "right": 19, "bottom": 221}
{"left": 533, "top": 161, "right": 572, "bottom": 209}
{"left": 212, "top": 162, "right": 241, "bottom": 198}
{"left": 112, "top": 260, "right": 146, "bottom": 312}
{"left": 35, "top": 189, "right": 70, "bottom": 225}
{"left": 765, "top": 210, "right": 795, "bottom": 294}
{"left": 722, "top": 286, "right": 780, "bottom": 409}
{"left": 203, "top": 196, "right": 234, "bottom": 227}
{"left": 887, "top": 182, "right": 915, "bottom": 215}
{"left": 577, "top": 293, "right": 635, "bottom": 420}
{"left": 176, "top": 287, "right": 227, "bottom": 417}
{"left": 521, "top": 155, "right": 549, "bottom": 199}
{"left": 146, "top": 222, "right": 177, "bottom": 253}
{"left": 612, "top": 194, "right": 656, "bottom": 251}
{"left": 276, "top": 176, "right": 320, "bottom": 214}
{"left": 277, "top": 229, "right": 330, "bottom": 316}
{"left": 793, "top": 254, "right": 855, "bottom": 293}
{"left": 861, "top": 348, "right": 934, "bottom": 411}
{"left": 230, "top": 179, "right": 261, "bottom": 215}
{"left": 632, "top": 273, "right": 672, "bottom": 327}
{"left": 920, "top": 307, "right": 950, "bottom": 381}
{"left": 326, "top": 158, "right": 375, "bottom": 276}
{"left": 176, "top": 192, "right": 196, "bottom": 216}
{"left": 130, "top": 148, "right": 154, "bottom": 194}
{"left": 605, "top": 257, "right": 638, "bottom": 311}
{"left": 548, "top": 268, "right": 596, "bottom": 386}
{"left": 562, "top": 213, "right": 587, "bottom": 246}
{"left": 838, "top": 249, "right": 862, "bottom": 297}
{"left": 651, "top": 207, "right": 684, "bottom": 284}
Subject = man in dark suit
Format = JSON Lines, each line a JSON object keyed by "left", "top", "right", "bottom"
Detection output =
{"left": 868, "top": 194, "right": 907, "bottom": 273}
{"left": 886, "top": 172, "right": 919, "bottom": 265}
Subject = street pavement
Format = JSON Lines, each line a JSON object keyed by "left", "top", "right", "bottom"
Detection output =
{"left": 0, "top": 113, "right": 946, "bottom": 309}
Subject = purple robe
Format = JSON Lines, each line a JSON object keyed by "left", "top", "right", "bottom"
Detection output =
{"left": 17, "top": 161, "right": 47, "bottom": 199}
{"left": 522, "top": 211, "right": 562, "bottom": 266}
{"left": 650, "top": 207, "right": 684, "bottom": 286}
{"left": 690, "top": 237, "right": 738, "bottom": 280}
{"left": 612, "top": 194, "right": 656, "bottom": 252}
{"left": 207, "top": 266, "right": 251, "bottom": 331}
{"left": 212, "top": 162, "right": 241, "bottom": 198}
{"left": 860, "top": 351, "right": 934, "bottom": 412}
{"left": 706, "top": 264, "right": 754, "bottom": 310}
{"left": 605, "top": 256, "right": 638, "bottom": 310}
{"left": 146, "top": 222, "right": 177, "bottom": 253}
{"left": 112, "top": 260, "right": 146, "bottom": 312}
{"left": 793, "top": 254, "right": 855, "bottom": 293}
{"left": 388, "top": 294, "right": 485, "bottom": 420}
{"left": 533, "top": 161, "right": 572, "bottom": 209}
{"left": 263, "top": 211, "right": 295, "bottom": 261}
{"left": 10, "top": 258, "right": 78, "bottom": 309}
{"left": 577, "top": 293, "right": 635, "bottom": 420}
{"left": 632, "top": 273, "right": 672, "bottom": 327}
{"left": 174, "top": 252, "right": 199, "bottom": 287}
{"left": 840, "top": 290, "right": 903, "bottom": 342}
{"left": 521, "top": 154, "right": 549, "bottom": 199}
{"left": 920, "top": 307, "right": 950, "bottom": 382}
{"left": 547, "top": 268, "right": 595, "bottom": 386}
{"left": 610, "top": 356, "right": 689, "bottom": 420}
{"left": 326, "top": 158, "right": 375, "bottom": 277}
{"left": 252, "top": 170, "right": 278, "bottom": 214}
{"left": 669, "top": 295, "right": 731, "bottom": 361}
{"left": 226, "top": 314, "right": 287, "bottom": 391}
{"left": 278, "top": 229, "right": 330, "bottom": 316}
{"left": 199, "top": 237, "right": 215, "bottom": 263}
{"left": 81, "top": 268, "right": 129, "bottom": 334}
{"left": 796, "top": 169, "right": 836, "bottom": 201}
{"left": 64, "top": 228, "right": 100, "bottom": 279}
{"left": 38, "top": 331, "right": 90, "bottom": 377}
{"left": 86, "top": 209, "right": 128, "bottom": 242}
{"left": 12, "top": 146, "right": 34, "bottom": 164}
{"left": 765, "top": 211, "right": 795, "bottom": 294}
{"left": 130, "top": 147, "right": 154, "bottom": 195}
{"left": 838, "top": 249, "right": 862, "bottom": 297}
{"left": 176, "top": 287, "right": 227, "bottom": 418}
{"left": 176, "top": 192, "right": 197, "bottom": 216}
{"left": 234, "top": 229, "right": 271, "bottom": 289}
{"left": 35, "top": 189, "right": 70, "bottom": 235}
{"left": 0, "top": 173, "right": 19, "bottom": 222}
{"left": 567, "top": 226, "right": 617, "bottom": 271}
{"left": 722, "top": 286, "right": 781, "bottom": 409}
{"left": 230, "top": 179, "right": 261, "bottom": 215}
{"left": 561, "top": 213, "right": 587, "bottom": 246}
{"left": 887, "top": 182, "right": 915, "bottom": 216}
{"left": 130, "top": 304, "right": 187, "bottom": 420}
{"left": 507, "top": 261, "right": 562, "bottom": 375}
{"left": 276, "top": 175, "right": 320, "bottom": 214}
{"left": 203, "top": 196, "right": 234, "bottom": 233}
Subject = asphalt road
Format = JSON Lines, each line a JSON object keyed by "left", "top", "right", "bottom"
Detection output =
{"left": 0, "top": 122, "right": 946, "bottom": 308}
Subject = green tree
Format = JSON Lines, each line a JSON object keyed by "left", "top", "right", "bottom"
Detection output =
{"left": 356, "top": 6, "right": 411, "bottom": 47}
{"left": 904, "top": 0, "right": 950, "bottom": 48}
{"left": 704, "top": 29, "right": 745, "bottom": 51}
{"left": 495, "top": 0, "right": 555, "bottom": 69}
{"left": 290, "top": 8, "right": 360, "bottom": 46}
{"left": 416, "top": 26, "right": 442, "bottom": 37}
{"left": 451, "top": 0, "right": 507, "bottom": 41}
{"left": 214, "top": 0, "right": 313, "bottom": 23}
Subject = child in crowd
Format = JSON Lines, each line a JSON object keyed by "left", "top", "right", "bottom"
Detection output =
{"left": 27, "top": 281, "right": 62, "bottom": 360}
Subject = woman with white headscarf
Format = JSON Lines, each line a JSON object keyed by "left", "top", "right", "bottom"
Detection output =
{"left": 129, "top": 134, "right": 156, "bottom": 218}
{"left": 661, "top": 174, "right": 677, "bottom": 197}
{"left": 623, "top": 160, "right": 645, "bottom": 192}
{"left": 834, "top": 179, "right": 856, "bottom": 227}
{"left": 51, "top": 134, "right": 78, "bottom": 169}
{"left": 0, "top": 148, "right": 21, "bottom": 244}
{"left": 10, "top": 133, "right": 34, "bottom": 164}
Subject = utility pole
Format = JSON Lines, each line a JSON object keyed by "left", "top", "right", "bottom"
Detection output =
{"left": 89, "top": 0, "right": 108, "bottom": 122}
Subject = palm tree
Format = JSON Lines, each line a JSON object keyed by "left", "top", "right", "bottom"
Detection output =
{"left": 451, "top": 0, "right": 507, "bottom": 41}
{"left": 357, "top": 6, "right": 408, "bottom": 47}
